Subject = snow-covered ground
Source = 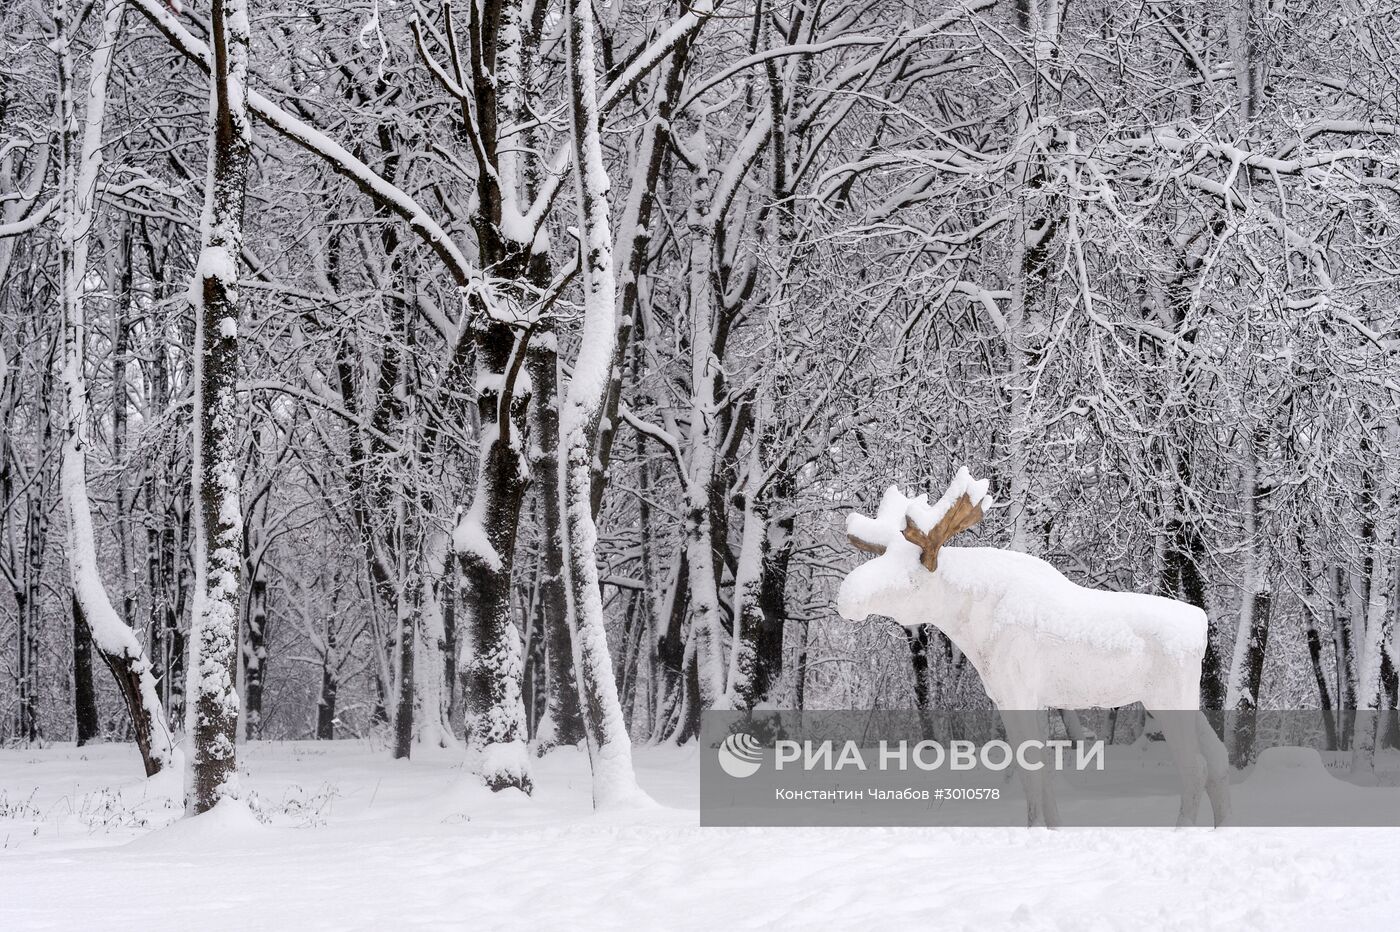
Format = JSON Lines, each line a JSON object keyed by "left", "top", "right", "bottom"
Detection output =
{"left": 3, "top": 740, "right": 1398, "bottom": 930}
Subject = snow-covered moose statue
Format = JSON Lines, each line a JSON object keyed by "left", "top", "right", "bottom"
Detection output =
{"left": 837, "top": 468, "right": 1230, "bottom": 828}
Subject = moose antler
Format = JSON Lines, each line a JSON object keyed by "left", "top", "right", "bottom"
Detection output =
{"left": 846, "top": 486, "right": 912, "bottom": 555}
{"left": 847, "top": 529, "right": 887, "bottom": 555}
{"left": 902, "top": 492, "right": 984, "bottom": 571}
{"left": 846, "top": 469, "right": 990, "bottom": 572}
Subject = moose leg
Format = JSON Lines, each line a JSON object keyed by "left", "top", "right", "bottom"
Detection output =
{"left": 1002, "top": 709, "right": 1056, "bottom": 828}
{"left": 1040, "top": 753, "right": 1062, "bottom": 828}
{"left": 1155, "top": 710, "right": 1206, "bottom": 827}
{"left": 1195, "top": 712, "right": 1231, "bottom": 827}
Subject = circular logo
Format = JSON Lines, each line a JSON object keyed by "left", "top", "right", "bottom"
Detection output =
{"left": 718, "top": 732, "right": 764, "bottom": 779}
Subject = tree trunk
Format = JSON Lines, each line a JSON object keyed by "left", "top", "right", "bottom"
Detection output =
{"left": 905, "top": 624, "right": 937, "bottom": 737}
{"left": 111, "top": 220, "right": 136, "bottom": 634}
{"left": 187, "top": 0, "right": 252, "bottom": 814}
{"left": 414, "top": 535, "right": 455, "bottom": 750}
{"left": 680, "top": 161, "right": 728, "bottom": 714}
{"left": 392, "top": 500, "right": 416, "bottom": 760}
{"left": 1380, "top": 650, "right": 1400, "bottom": 751}
{"left": 316, "top": 616, "right": 337, "bottom": 740}
{"left": 1350, "top": 443, "right": 1397, "bottom": 778}
{"left": 529, "top": 327, "right": 585, "bottom": 753}
{"left": 141, "top": 235, "right": 181, "bottom": 723}
{"left": 18, "top": 461, "right": 45, "bottom": 745}
{"left": 754, "top": 501, "right": 794, "bottom": 703}
{"left": 618, "top": 592, "right": 644, "bottom": 723}
{"left": 654, "top": 551, "right": 690, "bottom": 741}
{"left": 442, "top": 561, "right": 460, "bottom": 736}
{"left": 1297, "top": 533, "right": 1337, "bottom": 748}
{"left": 559, "top": 0, "right": 647, "bottom": 807}
{"left": 457, "top": 313, "right": 533, "bottom": 792}
{"left": 56, "top": 0, "right": 174, "bottom": 778}
{"left": 1161, "top": 507, "right": 1220, "bottom": 707}
{"left": 794, "top": 617, "right": 810, "bottom": 710}
{"left": 72, "top": 594, "right": 100, "bottom": 744}
{"left": 588, "top": 40, "right": 687, "bottom": 520}
{"left": 729, "top": 396, "right": 794, "bottom": 709}
{"left": 727, "top": 488, "right": 768, "bottom": 709}
{"left": 243, "top": 557, "right": 268, "bottom": 739}
{"left": 1227, "top": 446, "right": 1272, "bottom": 765}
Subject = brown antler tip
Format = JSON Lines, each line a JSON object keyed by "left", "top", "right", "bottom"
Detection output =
{"left": 848, "top": 533, "right": 886, "bottom": 555}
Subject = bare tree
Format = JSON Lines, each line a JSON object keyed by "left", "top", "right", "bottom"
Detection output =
{"left": 186, "top": 0, "right": 253, "bottom": 814}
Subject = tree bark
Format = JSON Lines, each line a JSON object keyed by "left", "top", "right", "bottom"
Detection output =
{"left": 72, "top": 594, "right": 100, "bottom": 744}
{"left": 317, "top": 623, "right": 338, "bottom": 741}
{"left": 1297, "top": 532, "right": 1337, "bottom": 748}
{"left": 243, "top": 556, "right": 268, "bottom": 739}
{"left": 392, "top": 497, "right": 416, "bottom": 760}
{"left": 529, "top": 326, "right": 585, "bottom": 753}
{"left": 111, "top": 220, "right": 136, "bottom": 634}
{"left": 187, "top": 0, "right": 252, "bottom": 813}
{"left": 457, "top": 313, "right": 533, "bottom": 792}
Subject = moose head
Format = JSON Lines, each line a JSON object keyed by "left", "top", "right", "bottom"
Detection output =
{"left": 837, "top": 466, "right": 992, "bottom": 624}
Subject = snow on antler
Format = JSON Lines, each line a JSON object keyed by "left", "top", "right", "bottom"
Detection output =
{"left": 847, "top": 468, "right": 994, "bottom": 548}
{"left": 845, "top": 485, "right": 916, "bottom": 553}
{"left": 907, "top": 466, "right": 993, "bottom": 535}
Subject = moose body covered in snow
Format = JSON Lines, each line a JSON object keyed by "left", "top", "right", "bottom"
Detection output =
{"left": 838, "top": 468, "right": 1230, "bottom": 827}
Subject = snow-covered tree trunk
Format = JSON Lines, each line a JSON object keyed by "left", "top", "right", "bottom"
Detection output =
{"left": 443, "top": 0, "right": 541, "bottom": 792}
{"left": 727, "top": 67, "right": 794, "bottom": 708}
{"left": 316, "top": 615, "right": 338, "bottom": 741}
{"left": 414, "top": 529, "right": 456, "bottom": 750}
{"left": 455, "top": 319, "right": 533, "bottom": 792}
{"left": 392, "top": 496, "right": 416, "bottom": 760}
{"left": 241, "top": 469, "right": 272, "bottom": 740}
{"left": 1296, "top": 533, "right": 1337, "bottom": 748}
{"left": 137, "top": 236, "right": 184, "bottom": 724}
{"left": 1001, "top": 0, "right": 1063, "bottom": 553}
{"left": 680, "top": 150, "right": 729, "bottom": 719}
{"left": 589, "top": 47, "right": 686, "bottom": 520}
{"left": 110, "top": 220, "right": 136, "bottom": 635}
{"left": 55, "top": 0, "right": 174, "bottom": 776}
{"left": 728, "top": 389, "right": 790, "bottom": 711}
{"left": 1330, "top": 566, "right": 1357, "bottom": 749}
{"left": 1000, "top": 8, "right": 1034, "bottom": 552}
{"left": 242, "top": 545, "right": 268, "bottom": 738}
{"left": 1224, "top": 0, "right": 1263, "bottom": 130}
{"left": 755, "top": 483, "right": 795, "bottom": 699}
{"left": 1225, "top": 435, "right": 1272, "bottom": 764}
{"left": 561, "top": 0, "right": 647, "bottom": 808}
{"left": 16, "top": 366, "right": 51, "bottom": 745}
{"left": 529, "top": 326, "right": 585, "bottom": 754}
{"left": 726, "top": 481, "right": 768, "bottom": 710}
{"left": 186, "top": 0, "right": 252, "bottom": 814}
{"left": 1351, "top": 421, "right": 1399, "bottom": 777}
